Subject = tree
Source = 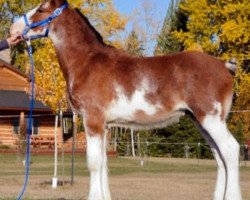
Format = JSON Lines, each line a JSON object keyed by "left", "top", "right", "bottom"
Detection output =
{"left": 6, "top": 0, "right": 127, "bottom": 112}
{"left": 174, "top": 0, "right": 250, "bottom": 139}
{"left": 125, "top": 30, "right": 144, "bottom": 56}
{"left": 155, "top": 0, "right": 186, "bottom": 55}
{"left": 134, "top": 117, "right": 212, "bottom": 158}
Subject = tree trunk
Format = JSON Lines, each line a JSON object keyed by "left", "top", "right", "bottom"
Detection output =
{"left": 60, "top": 110, "right": 65, "bottom": 185}
{"left": 19, "top": 112, "right": 26, "bottom": 162}
{"left": 114, "top": 127, "right": 118, "bottom": 152}
{"left": 131, "top": 129, "right": 135, "bottom": 157}
{"left": 137, "top": 132, "right": 141, "bottom": 157}
{"left": 52, "top": 114, "right": 59, "bottom": 189}
{"left": 71, "top": 113, "right": 77, "bottom": 186}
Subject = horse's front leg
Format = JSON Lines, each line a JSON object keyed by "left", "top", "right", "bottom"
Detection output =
{"left": 101, "top": 128, "right": 111, "bottom": 200}
{"left": 85, "top": 117, "right": 111, "bottom": 200}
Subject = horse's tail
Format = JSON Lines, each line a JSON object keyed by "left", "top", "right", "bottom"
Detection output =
{"left": 225, "top": 58, "right": 237, "bottom": 73}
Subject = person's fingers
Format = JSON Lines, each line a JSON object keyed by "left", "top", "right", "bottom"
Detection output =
{"left": 12, "top": 34, "right": 22, "bottom": 41}
{"left": 7, "top": 34, "right": 23, "bottom": 45}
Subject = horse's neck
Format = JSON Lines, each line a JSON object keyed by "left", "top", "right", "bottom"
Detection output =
{"left": 49, "top": 9, "right": 103, "bottom": 81}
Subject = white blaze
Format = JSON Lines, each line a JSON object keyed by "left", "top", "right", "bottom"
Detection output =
{"left": 11, "top": 5, "right": 46, "bottom": 37}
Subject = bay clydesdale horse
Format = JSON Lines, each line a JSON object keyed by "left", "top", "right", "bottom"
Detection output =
{"left": 11, "top": 0, "right": 242, "bottom": 199}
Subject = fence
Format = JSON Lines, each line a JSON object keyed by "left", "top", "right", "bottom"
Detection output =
{"left": 2, "top": 139, "right": 249, "bottom": 163}
{"left": 109, "top": 141, "right": 249, "bottom": 161}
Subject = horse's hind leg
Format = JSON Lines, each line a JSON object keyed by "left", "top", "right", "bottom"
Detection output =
{"left": 191, "top": 117, "right": 226, "bottom": 200}
{"left": 197, "top": 109, "right": 242, "bottom": 200}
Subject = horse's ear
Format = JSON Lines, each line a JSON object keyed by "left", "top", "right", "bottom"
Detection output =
{"left": 50, "top": 0, "right": 56, "bottom": 8}
{"left": 50, "top": 0, "right": 66, "bottom": 8}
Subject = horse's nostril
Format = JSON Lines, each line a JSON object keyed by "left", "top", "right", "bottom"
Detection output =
{"left": 10, "top": 26, "right": 20, "bottom": 36}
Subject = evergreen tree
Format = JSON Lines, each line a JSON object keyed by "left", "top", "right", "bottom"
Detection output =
{"left": 136, "top": 117, "right": 212, "bottom": 158}
{"left": 125, "top": 30, "right": 144, "bottom": 56}
{"left": 155, "top": 0, "right": 187, "bottom": 55}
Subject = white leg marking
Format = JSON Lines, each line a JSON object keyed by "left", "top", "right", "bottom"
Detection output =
{"left": 211, "top": 148, "right": 226, "bottom": 200}
{"left": 224, "top": 135, "right": 241, "bottom": 200}
{"left": 86, "top": 133, "right": 104, "bottom": 200}
{"left": 194, "top": 118, "right": 226, "bottom": 200}
{"left": 202, "top": 103, "right": 242, "bottom": 200}
{"left": 101, "top": 129, "right": 111, "bottom": 200}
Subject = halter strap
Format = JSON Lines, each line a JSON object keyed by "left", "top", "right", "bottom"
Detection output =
{"left": 22, "top": 1, "right": 69, "bottom": 40}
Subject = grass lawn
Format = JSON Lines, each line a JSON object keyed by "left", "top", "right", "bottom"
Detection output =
{"left": 0, "top": 154, "right": 219, "bottom": 176}
{"left": 0, "top": 154, "right": 249, "bottom": 200}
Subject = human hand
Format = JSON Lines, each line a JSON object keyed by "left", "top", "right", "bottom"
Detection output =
{"left": 7, "top": 34, "right": 23, "bottom": 46}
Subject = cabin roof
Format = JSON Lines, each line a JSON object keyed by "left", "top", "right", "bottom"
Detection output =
{"left": 0, "top": 58, "right": 29, "bottom": 80}
{"left": 0, "top": 90, "right": 51, "bottom": 112}
{"left": 0, "top": 59, "right": 51, "bottom": 112}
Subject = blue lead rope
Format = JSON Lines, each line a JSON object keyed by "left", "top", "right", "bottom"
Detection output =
{"left": 16, "top": 2, "right": 69, "bottom": 199}
{"left": 17, "top": 40, "right": 35, "bottom": 200}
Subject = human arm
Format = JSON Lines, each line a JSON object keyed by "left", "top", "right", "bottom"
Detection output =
{"left": 0, "top": 39, "right": 9, "bottom": 51}
{"left": 0, "top": 34, "right": 22, "bottom": 51}
{"left": 7, "top": 34, "right": 22, "bottom": 46}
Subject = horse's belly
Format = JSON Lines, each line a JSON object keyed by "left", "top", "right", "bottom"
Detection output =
{"left": 105, "top": 85, "right": 186, "bottom": 129}
{"left": 106, "top": 110, "right": 184, "bottom": 130}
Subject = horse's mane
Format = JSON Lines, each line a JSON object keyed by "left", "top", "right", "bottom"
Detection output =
{"left": 74, "top": 8, "right": 106, "bottom": 45}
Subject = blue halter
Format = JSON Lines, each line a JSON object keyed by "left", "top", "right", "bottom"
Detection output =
{"left": 22, "top": 1, "right": 69, "bottom": 40}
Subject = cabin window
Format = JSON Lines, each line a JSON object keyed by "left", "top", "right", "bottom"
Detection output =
{"left": 32, "top": 119, "right": 39, "bottom": 135}
{"left": 63, "top": 117, "right": 73, "bottom": 135}
{"left": 12, "top": 119, "right": 20, "bottom": 134}
{"left": 12, "top": 118, "right": 39, "bottom": 135}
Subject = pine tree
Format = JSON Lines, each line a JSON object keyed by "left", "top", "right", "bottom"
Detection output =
{"left": 125, "top": 30, "right": 144, "bottom": 56}
{"left": 155, "top": 0, "right": 187, "bottom": 55}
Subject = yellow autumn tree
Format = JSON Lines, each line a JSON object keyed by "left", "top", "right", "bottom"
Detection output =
{"left": 174, "top": 0, "right": 250, "bottom": 140}
{"left": 12, "top": 0, "right": 127, "bottom": 112}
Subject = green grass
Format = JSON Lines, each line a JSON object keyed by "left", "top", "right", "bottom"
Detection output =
{"left": 0, "top": 154, "right": 216, "bottom": 177}
{"left": 0, "top": 154, "right": 249, "bottom": 177}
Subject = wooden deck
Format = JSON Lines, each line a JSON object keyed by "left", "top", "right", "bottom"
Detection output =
{"left": 31, "top": 136, "right": 55, "bottom": 148}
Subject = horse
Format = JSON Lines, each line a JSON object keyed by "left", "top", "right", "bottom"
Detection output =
{"left": 10, "top": 0, "right": 242, "bottom": 199}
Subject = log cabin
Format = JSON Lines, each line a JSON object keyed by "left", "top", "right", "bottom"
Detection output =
{"left": 0, "top": 56, "right": 76, "bottom": 150}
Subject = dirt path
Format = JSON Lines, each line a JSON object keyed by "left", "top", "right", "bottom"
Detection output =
{"left": 1, "top": 157, "right": 249, "bottom": 199}
{"left": 1, "top": 171, "right": 250, "bottom": 200}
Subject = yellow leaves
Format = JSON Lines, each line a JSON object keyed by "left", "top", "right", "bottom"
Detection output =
{"left": 180, "top": 0, "right": 207, "bottom": 14}
{"left": 31, "top": 39, "right": 67, "bottom": 112}
{"left": 221, "top": 20, "right": 247, "bottom": 43}
{"left": 77, "top": 0, "right": 127, "bottom": 41}
{"left": 235, "top": 73, "right": 250, "bottom": 108}
{"left": 68, "top": 0, "right": 83, "bottom": 8}
{"left": 186, "top": 43, "right": 203, "bottom": 52}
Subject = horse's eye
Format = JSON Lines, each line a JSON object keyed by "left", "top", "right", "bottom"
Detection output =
{"left": 37, "top": 8, "right": 43, "bottom": 13}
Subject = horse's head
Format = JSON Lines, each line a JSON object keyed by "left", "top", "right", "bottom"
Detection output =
{"left": 10, "top": 0, "right": 68, "bottom": 40}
